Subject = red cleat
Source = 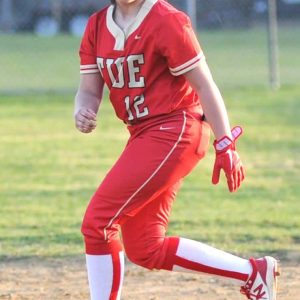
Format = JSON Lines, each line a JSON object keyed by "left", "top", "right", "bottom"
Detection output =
{"left": 241, "top": 256, "right": 280, "bottom": 300}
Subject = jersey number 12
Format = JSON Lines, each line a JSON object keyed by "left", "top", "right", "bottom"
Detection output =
{"left": 124, "top": 94, "right": 149, "bottom": 121}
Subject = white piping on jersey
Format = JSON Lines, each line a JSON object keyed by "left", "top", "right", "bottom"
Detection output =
{"left": 80, "top": 64, "right": 100, "bottom": 74}
{"left": 116, "top": 251, "right": 125, "bottom": 300}
{"left": 170, "top": 52, "right": 205, "bottom": 76}
{"left": 103, "top": 111, "right": 187, "bottom": 241}
{"left": 80, "top": 64, "right": 98, "bottom": 69}
{"left": 106, "top": 0, "right": 158, "bottom": 51}
{"left": 80, "top": 69, "right": 100, "bottom": 74}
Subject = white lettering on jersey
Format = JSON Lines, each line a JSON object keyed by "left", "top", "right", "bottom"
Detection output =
{"left": 124, "top": 96, "right": 134, "bottom": 121}
{"left": 133, "top": 94, "right": 148, "bottom": 118}
{"left": 127, "top": 54, "right": 145, "bottom": 88}
{"left": 98, "top": 55, "right": 148, "bottom": 122}
{"left": 107, "top": 57, "right": 125, "bottom": 88}
{"left": 97, "top": 55, "right": 145, "bottom": 89}
{"left": 97, "top": 58, "right": 104, "bottom": 77}
{"left": 124, "top": 94, "right": 149, "bottom": 122}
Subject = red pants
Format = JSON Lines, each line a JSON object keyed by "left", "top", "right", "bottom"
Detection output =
{"left": 81, "top": 109, "right": 210, "bottom": 269}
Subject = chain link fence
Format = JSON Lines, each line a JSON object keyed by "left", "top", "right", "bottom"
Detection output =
{"left": 0, "top": 0, "right": 299, "bottom": 93}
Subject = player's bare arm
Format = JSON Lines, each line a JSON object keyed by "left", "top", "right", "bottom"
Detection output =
{"left": 185, "top": 60, "right": 245, "bottom": 192}
{"left": 184, "top": 59, "right": 232, "bottom": 141}
{"left": 74, "top": 73, "right": 104, "bottom": 133}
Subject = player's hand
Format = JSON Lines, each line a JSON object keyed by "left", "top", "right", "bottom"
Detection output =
{"left": 75, "top": 108, "right": 97, "bottom": 133}
{"left": 212, "top": 126, "right": 245, "bottom": 192}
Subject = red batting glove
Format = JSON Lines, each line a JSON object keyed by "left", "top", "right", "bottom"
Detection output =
{"left": 212, "top": 126, "right": 245, "bottom": 192}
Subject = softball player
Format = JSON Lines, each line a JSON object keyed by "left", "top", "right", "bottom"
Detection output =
{"left": 74, "top": 0, "right": 279, "bottom": 299}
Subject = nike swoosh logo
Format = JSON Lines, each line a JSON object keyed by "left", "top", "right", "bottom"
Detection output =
{"left": 135, "top": 35, "right": 141, "bottom": 40}
{"left": 159, "top": 126, "right": 175, "bottom": 130}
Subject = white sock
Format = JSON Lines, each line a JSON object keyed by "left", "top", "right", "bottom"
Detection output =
{"left": 86, "top": 252, "right": 124, "bottom": 300}
{"left": 173, "top": 238, "right": 252, "bottom": 284}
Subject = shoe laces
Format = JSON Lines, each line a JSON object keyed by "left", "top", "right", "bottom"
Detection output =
{"left": 240, "top": 286, "right": 267, "bottom": 300}
{"left": 240, "top": 286, "right": 251, "bottom": 299}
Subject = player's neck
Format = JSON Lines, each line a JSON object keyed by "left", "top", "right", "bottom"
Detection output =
{"left": 113, "top": 0, "right": 145, "bottom": 30}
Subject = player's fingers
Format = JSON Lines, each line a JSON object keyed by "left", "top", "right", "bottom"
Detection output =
{"left": 75, "top": 119, "right": 95, "bottom": 131}
{"left": 77, "top": 124, "right": 89, "bottom": 131}
{"left": 238, "top": 162, "right": 245, "bottom": 184}
{"left": 75, "top": 119, "right": 86, "bottom": 130}
{"left": 80, "top": 109, "right": 97, "bottom": 121}
{"left": 86, "top": 109, "right": 97, "bottom": 119}
{"left": 76, "top": 118, "right": 97, "bottom": 128}
{"left": 227, "top": 172, "right": 235, "bottom": 192}
{"left": 88, "top": 120, "right": 97, "bottom": 127}
{"left": 235, "top": 165, "right": 243, "bottom": 191}
{"left": 232, "top": 169, "right": 238, "bottom": 192}
{"left": 237, "top": 167, "right": 243, "bottom": 191}
{"left": 76, "top": 118, "right": 85, "bottom": 126}
{"left": 237, "top": 168, "right": 242, "bottom": 190}
{"left": 212, "top": 163, "right": 221, "bottom": 185}
{"left": 81, "top": 119, "right": 97, "bottom": 128}
{"left": 75, "top": 114, "right": 89, "bottom": 126}
{"left": 240, "top": 165, "right": 245, "bottom": 182}
{"left": 78, "top": 112, "right": 94, "bottom": 124}
{"left": 236, "top": 162, "right": 246, "bottom": 190}
{"left": 79, "top": 126, "right": 93, "bottom": 133}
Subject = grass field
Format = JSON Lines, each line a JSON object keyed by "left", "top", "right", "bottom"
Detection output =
{"left": 0, "top": 24, "right": 299, "bottom": 92}
{"left": 0, "top": 85, "right": 299, "bottom": 260}
{"left": 0, "top": 25, "right": 299, "bottom": 262}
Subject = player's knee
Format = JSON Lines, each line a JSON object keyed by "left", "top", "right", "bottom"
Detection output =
{"left": 124, "top": 237, "right": 166, "bottom": 270}
{"left": 81, "top": 204, "right": 104, "bottom": 238}
{"left": 81, "top": 212, "right": 96, "bottom": 237}
{"left": 125, "top": 248, "right": 159, "bottom": 270}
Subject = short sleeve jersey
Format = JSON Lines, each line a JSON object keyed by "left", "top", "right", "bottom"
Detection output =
{"left": 79, "top": 0, "right": 205, "bottom": 124}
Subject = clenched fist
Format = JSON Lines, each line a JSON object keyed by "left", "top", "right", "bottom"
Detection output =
{"left": 75, "top": 108, "right": 97, "bottom": 133}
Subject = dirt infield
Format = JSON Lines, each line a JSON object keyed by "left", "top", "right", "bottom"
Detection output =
{"left": 0, "top": 256, "right": 299, "bottom": 300}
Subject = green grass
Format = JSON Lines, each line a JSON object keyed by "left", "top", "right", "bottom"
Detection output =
{"left": 0, "top": 34, "right": 80, "bottom": 92}
{"left": 199, "top": 24, "right": 300, "bottom": 88}
{"left": 0, "top": 85, "right": 300, "bottom": 260}
{"left": 0, "top": 24, "right": 299, "bottom": 92}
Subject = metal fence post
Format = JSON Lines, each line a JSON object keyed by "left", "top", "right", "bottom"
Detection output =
{"left": 52, "top": 0, "right": 63, "bottom": 32}
{"left": 267, "top": 0, "right": 280, "bottom": 90}
{"left": 186, "top": 0, "right": 197, "bottom": 29}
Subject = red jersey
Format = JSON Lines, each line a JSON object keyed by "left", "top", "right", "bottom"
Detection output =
{"left": 79, "top": 0, "right": 204, "bottom": 124}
